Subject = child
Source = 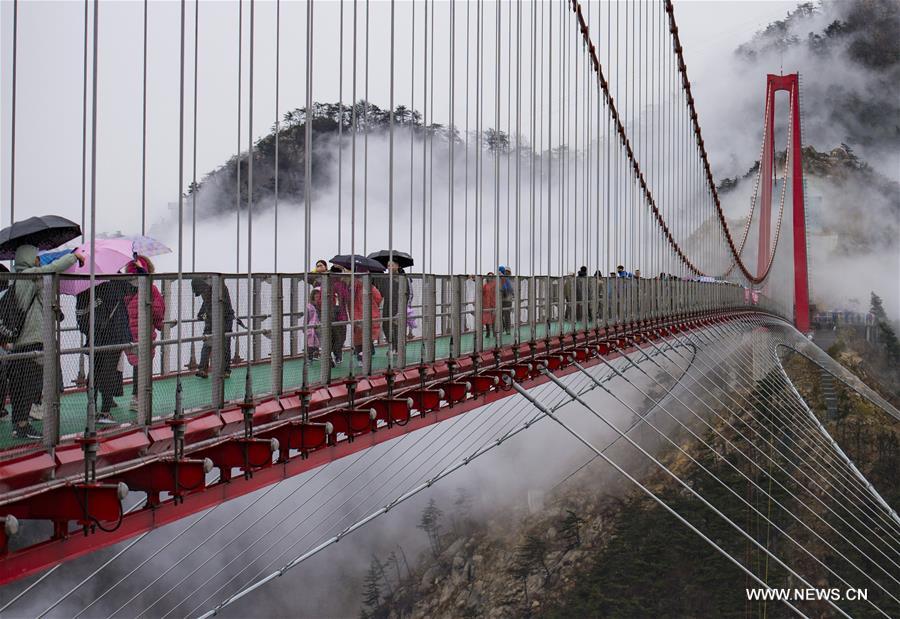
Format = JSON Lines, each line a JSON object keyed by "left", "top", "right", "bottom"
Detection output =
{"left": 306, "top": 287, "right": 322, "bottom": 359}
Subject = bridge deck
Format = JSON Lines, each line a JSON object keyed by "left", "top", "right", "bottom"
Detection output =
{"left": 6, "top": 321, "right": 582, "bottom": 451}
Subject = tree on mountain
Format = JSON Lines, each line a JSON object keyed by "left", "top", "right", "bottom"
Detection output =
{"left": 870, "top": 292, "right": 900, "bottom": 365}
{"left": 559, "top": 509, "right": 586, "bottom": 551}
{"left": 360, "top": 559, "right": 384, "bottom": 619}
{"left": 516, "top": 534, "right": 552, "bottom": 581}
{"left": 417, "top": 498, "right": 445, "bottom": 557}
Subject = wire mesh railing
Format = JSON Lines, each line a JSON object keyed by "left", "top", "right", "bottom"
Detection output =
{"left": 0, "top": 270, "right": 773, "bottom": 455}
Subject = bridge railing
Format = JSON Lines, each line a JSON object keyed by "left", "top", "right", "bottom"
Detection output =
{"left": 0, "top": 271, "right": 776, "bottom": 456}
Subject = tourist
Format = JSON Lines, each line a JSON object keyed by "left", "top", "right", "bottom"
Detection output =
{"left": 352, "top": 276, "right": 382, "bottom": 364}
{"left": 123, "top": 256, "right": 166, "bottom": 412}
{"left": 482, "top": 273, "right": 497, "bottom": 340}
{"left": 499, "top": 266, "right": 514, "bottom": 334}
{"left": 76, "top": 280, "right": 132, "bottom": 424}
{"left": 193, "top": 277, "right": 235, "bottom": 379}
{"left": 7, "top": 245, "right": 82, "bottom": 439}
{"left": 305, "top": 287, "right": 322, "bottom": 359}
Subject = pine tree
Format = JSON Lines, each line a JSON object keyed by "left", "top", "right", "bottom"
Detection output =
{"left": 417, "top": 498, "right": 445, "bottom": 556}
{"left": 519, "top": 534, "right": 552, "bottom": 580}
{"left": 871, "top": 292, "right": 900, "bottom": 364}
{"left": 360, "top": 559, "right": 383, "bottom": 619}
{"left": 559, "top": 509, "right": 586, "bottom": 550}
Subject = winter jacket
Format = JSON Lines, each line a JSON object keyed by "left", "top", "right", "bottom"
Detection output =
{"left": 305, "top": 302, "right": 320, "bottom": 349}
{"left": 352, "top": 279, "right": 383, "bottom": 346}
{"left": 197, "top": 285, "right": 236, "bottom": 334}
{"left": 76, "top": 280, "right": 133, "bottom": 347}
{"left": 124, "top": 282, "right": 166, "bottom": 365}
{"left": 12, "top": 244, "right": 78, "bottom": 348}
{"left": 375, "top": 274, "right": 410, "bottom": 317}
{"left": 331, "top": 279, "right": 351, "bottom": 322}
{"left": 481, "top": 280, "right": 497, "bottom": 326}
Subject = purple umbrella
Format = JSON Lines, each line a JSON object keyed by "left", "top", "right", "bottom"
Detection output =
{"left": 59, "top": 239, "right": 134, "bottom": 295}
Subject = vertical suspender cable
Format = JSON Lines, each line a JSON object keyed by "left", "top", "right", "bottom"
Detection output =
{"left": 274, "top": 0, "right": 281, "bottom": 268}
{"left": 188, "top": 0, "right": 200, "bottom": 371}
{"left": 464, "top": 0, "right": 470, "bottom": 274}
{"left": 387, "top": 0, "right": 395, "bottom": 367}
{"left": 349, "top": 0, "right": 357, "bottom": 377}
{"left": 505, "top": 0, "right": 511, "bottom": 266}
{"left": 302, "top": 0, "right": 314, "bottom": 386}
{"left": 140, "top": 0, "right": 148, "bottom": 235}
{"left": 191, "top": 0, "right": 199, "bottom": 273}
{"left": 84, "top": 0, "right": 101, "bottom": 480}
{"left": 76, "top": 0, "right": 88, "bottom": 399}
{"left": 515, "top": 0, "right": 520, "bottom": 286}
{"left": 7, "top": 0, "right": 17, "bottom": 227}
{"left": 244, "top": 0, "right": 255, "bottom": 407}
{"left": 363, "top": 0, "right": 369, "bottom": 256}
{"left": 448, "top": 0, "right": 454, "bottom": 273}
{"left": 173, "top": 0, "right": 187, "bottom": 456}
{"left": 493, "top": 0, "right": 500, "bottom": 348}
{"left": 529, "top": 0, "right": 535, "bottom": 278}
{"left": 546, "top": 0, "right": 551, "bottom": 281}
{"left": 446, "top": 0, "right": 456, "bottom": 274}
{"left": 234, "top": 0, "right": 244, "bottom": 288}
{"left": 428, "top": 2, "right": 434, "bottom": 274}
{"left": 422, "top": 0, "right": 428, "bottom": 283}
{"left": 410, "top": 0, "right": 415, "bottom": 267}
{"left": 336, "top": 0, "right": 342, "bottom": 255}
{"left": 474, "top": 0, "right": 479, "bottom": 273}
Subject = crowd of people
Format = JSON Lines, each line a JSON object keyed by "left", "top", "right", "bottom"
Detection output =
{"left": 305, "top": 258, "right": 411, "bottom": 367}
{"left": 1, "top": 238, "right": 730, "bottom": 440}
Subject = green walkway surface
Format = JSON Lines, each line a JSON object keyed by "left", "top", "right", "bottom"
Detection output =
{"left": 4, "top": 320, "right": 590, "bottom": 450}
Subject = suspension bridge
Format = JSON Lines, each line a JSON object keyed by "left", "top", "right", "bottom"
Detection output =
{"left": 1, "top": 0, "right": 898, "bottom": 616}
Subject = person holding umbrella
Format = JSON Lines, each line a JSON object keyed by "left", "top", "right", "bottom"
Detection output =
{"left": 123, "top": 256, "right": 166, "bottom": 411}
{"left": 8, "top": 245, "right": 84, "bottom": 439}
{"left": 368, "top": 251, "right": 413, "bottom": 357}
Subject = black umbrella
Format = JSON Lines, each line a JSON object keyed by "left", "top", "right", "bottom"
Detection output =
{"left": 0, "top": 215, "right": 81, "bottom": 260}
{"left": 367, "top": 250, "right": 414, "bottom": 269}
{"left": 330, "top": 254, "right": 386, "bottom": 273}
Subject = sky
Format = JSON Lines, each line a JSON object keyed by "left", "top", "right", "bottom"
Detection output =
{"left": 10, "top": 0, "right": 885, "bottom": 321}
{"left": 1, "top": 0, "right": 797, "bottom": 237}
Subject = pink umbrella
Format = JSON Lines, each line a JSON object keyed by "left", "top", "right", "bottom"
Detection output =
{"left": 59, "top": 238, "right": 135, "bottom": 296}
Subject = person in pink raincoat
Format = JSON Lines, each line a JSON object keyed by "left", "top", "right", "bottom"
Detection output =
{"left": 352, "top": 277, "right": 382, "bottom": 362}
{"left": 481, "top": 273, "right": 497, "bottom": 339}
{"left": 305, "top": 287, "right": 322, "bottom": 359}
{"left": 123, "top": 256, "right": 165, "bottom": 411}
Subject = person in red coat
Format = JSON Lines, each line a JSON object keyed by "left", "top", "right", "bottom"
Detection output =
{"left": 124, "top": 256, "right": 165, "bottom": 411}
{"left": 352, "top": 276, "right": 382, "bottom": 363}
{"left": 482, "top": 273, "right": 497, "bottom": 339}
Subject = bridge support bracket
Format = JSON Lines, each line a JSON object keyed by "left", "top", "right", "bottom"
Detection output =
{"left": 115, "top": 458, "right": 212, "bottom": 507}
{"left": 3, "top": 482, "right": 127, "bottom": 538}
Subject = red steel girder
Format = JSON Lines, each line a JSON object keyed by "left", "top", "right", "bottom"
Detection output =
{"left": 409, "top": 389, "right": 443, "bottom": 413}
{"left": 371, "top": 398, "right": 413, "bottom": 425}
{"left": 114, "top": 459, "right": 211, "bottom": 506}
{"left": 320, "top": 408, "right": 377, "bottom": 443}
{"left": 257, "top": 421, "right": 331, "bottom": 462}
{"left": 4, "top": 483, "right": 126, "bottom": 529}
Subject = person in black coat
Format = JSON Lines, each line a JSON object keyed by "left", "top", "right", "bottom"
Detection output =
{"left": 192, "top": 278, "right": 235, "bottom": 378}
{"left": 378, "top": 262, "right": 410, "bottom": 355}
{"left": 76, "top": 280, "right": 133, "bottom": 419}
